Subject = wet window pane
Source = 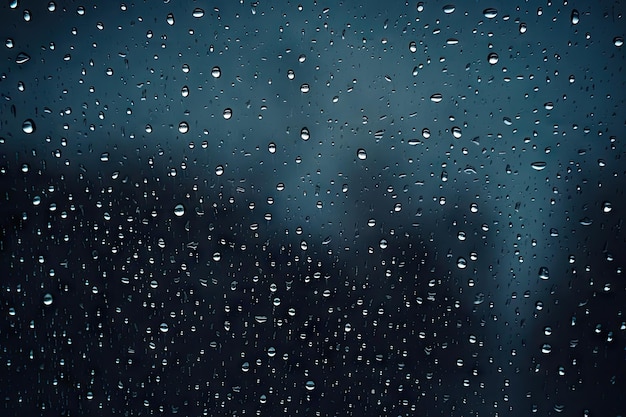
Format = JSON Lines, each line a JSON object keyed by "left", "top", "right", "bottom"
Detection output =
{"left": 1, "top": 1, "right": 624, "bottom": 415}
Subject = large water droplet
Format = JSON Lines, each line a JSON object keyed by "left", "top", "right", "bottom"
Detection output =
{"left": 166, "top": 13, "right": 175, "bottom": 26}
{"left": 430, "top": 93, "right": 443, "bottom": 103}
{"left": 22, "top": 119, "right": 35, "bottom": 134}
{"left": 174, "top": 204, "right": 185, "bottom": 217}
{"left": 442, "top": 5, "right": 455, "bottom": 14}
{"left": 16, "top": 52, "right": 30, "bottom": 64}
{"left": 178, "top": 121, "right": 189, "bottom": 134}
{"left": 211, "top": 66, "right": 221, "bottom": 78}
{"left": 531, "top": 161, "right": 546, "bottom": 171}
{"left": 43, "top": 293, "right": 53, "bottom": 306}
{"left": 223, "top": 108, "right": 232, "bottom": 120}
{"left": 357, "top": 148, "right": 367, "bottom": 160}
{"left": 488, "top": 52, "right": 499, "bottom": 65}
{"left": 192, "top": 8, "right": 205, "bottom": 18}
{"left": 570, "top": 9, "right": 580, "bottom": 25}
{"left": 538, "top": 266, "right": 550, "bottom": 280}
{"left": 300, "top": 127, "right": 310, "bottom": 141}
{"left": 483, "top": 8, "right": 497, "bottom": 19}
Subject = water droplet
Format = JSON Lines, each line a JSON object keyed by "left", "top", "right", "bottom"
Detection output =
{"left": 305, "top": 380, "right": 315, "bottom": 391}
{"left": 181, "top": 85, "right": 189, "bottom": 97}
{"left": 223, "top": 108, "right": 232, "bottom": 119}
{"left": 443, "top": 4, "right": 456, "bottom": 14}
{"left": 300, "top": 127, "right": 310, "bottom": 141}
{"left": 178, "top": 121, "right": 189, "bottom": 134}
{"left": 357, "top": 148, "right": 367, "bottom": 160}
{"left": 300, "top": 83, "right": 310, "bottom": 93}
{"left": 16, "top": 52, "right": 30, "bottom": 64}
{"left": 422, "top": 128, "right": 431, "bottom": 139}
{"left": 43, "top": 293, "right": 53, "bottom": 306}
{"left": 451, "top": 126, "right": 462, "bottom": 138}
{"left": 519, "top": 22, "right": 527, "bottom": 34}
{"left": 211, "top": 66, "right": 221, "bottom": 78}
{"left": 22, "top": 119, "right": 35, "bottom": 134}
{"left": 538, "top": 266, "right": 550, "bottom": 280}
{"left": 268, "top": 142, "right": 276, "bottom": 153}
{"left": 570, "top": 9, "right": 580, "bottom": 25}
{"left": 409, "top": 41, "right": 417, "bottom": 53}
{"left": 192, "top": 8, "right": 205, "bottom": 18}
{"left": 541, "top": 343, "right": 552, "bottom": 354}
{"left": 488, "top": 52, "right": 499, "bottom": 65}
{"left": 430, "top": 93, "right": 443, "bottom": 103}
{"left": 159, "top": 323, "right": 169, "bottom": 333}
{"left": 166, "top": 13, "right": 175, "bottom": 26}
{"left": 483, "top": 8, "right": 497, "bottom": 19}
{"left": 531, "top": 161, "right": 546, "bottom": 171}
{"left": 614, "top": 37, "right": 624, "bottom": 47}
{"left": 602, "top": 201, "right": 612, "bottom": 213}
{"left": 457, "top": 257, "right": 467, "bottom": 269}
{"left": 416, "top": 2, "right": 424, "bottom": 12}
{"left": 379, "top": 239, "right": 388, "bottom": 249}
{"left": 174, "top": 204, "right": 185, "bottom": 217}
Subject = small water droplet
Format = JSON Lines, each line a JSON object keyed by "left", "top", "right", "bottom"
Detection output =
{"left": 159, "top": 323, "right": 169, "bottom": 333}
{"left": 166, "top": 13, "right": 175, "bottom": 26}
{"left": 357, "top": 148, "right": 367, "bottom": 160}
{"left": 538, "top": 266, "right": 550, "bottom": 280}
{"left": 570, "top": 9, "right": 580, "bottom": 25}
{"left": 305, "top": 380, "right": 315, "bottom": 391}
{"left": 178, "top": 121, "right": 189, "bottom": 134}
{"left": 215, "top": 165, "right": 224, "bottom": 176}
{"left": 614, "top": 37, "right": 624, "bottom": 47}
{"left": 488, "top": 52, "right": 499, "bottom": 64}
{"left": 223, "top": 108, "right": 232, "bottom": 119}
{"left": 409, "top": 41, "right": 417, "bottom": 53}
{"left": 443, "top": 4, "right": 455, "bottom": 14}
{"left": 211, "top": 66, "right": 221, "bottom": 78}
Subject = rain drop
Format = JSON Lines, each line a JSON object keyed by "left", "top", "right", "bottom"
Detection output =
{"left": 357, "top": 148, "right": 367, "bottom": 160}
{"left": 174, "top": 204, "right": 185, "bottom": 217}
{"left": 22, "top": 119, "right": 35, "bottom": 134}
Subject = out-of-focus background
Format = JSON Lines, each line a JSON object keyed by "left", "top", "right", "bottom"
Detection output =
{"left": 1, "top": 1, "right": 624, "bottom": 415}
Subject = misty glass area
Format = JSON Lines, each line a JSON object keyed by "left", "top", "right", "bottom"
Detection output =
{"left": 1, "top": 1, "right": 624, "bottom": 416}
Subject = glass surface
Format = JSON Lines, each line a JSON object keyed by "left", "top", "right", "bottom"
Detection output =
{"left": 1, "top": 1, "right": 624, "bottom": 416}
